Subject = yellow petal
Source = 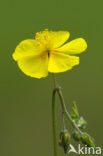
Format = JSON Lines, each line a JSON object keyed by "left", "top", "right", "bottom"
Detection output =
{"left": 35, "top": 29, "right": 70, "bottom": 49}
{"left": 17, "top": 53, "right": 48, "bottom": 78}
{"left": 12, "top": 39, "right": 44, "bottom": 61}
{"left": 48, "top": 52, "right": 79, "bottom": 73}
{"left": 56, "top": 38, "right": 87, "bottom": 54}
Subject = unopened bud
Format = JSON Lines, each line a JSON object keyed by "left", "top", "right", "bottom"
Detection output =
{"left": 72, "top": 130, "right": 81, "bottom": 141}
{"left": 59, "top": 129, "right": 70, "bottom": 153}
{"left": 81, "top": 132, "right": 95, "bottom": 148}
{"left": 77, "top": 117, "right": 87, "bottom": 129}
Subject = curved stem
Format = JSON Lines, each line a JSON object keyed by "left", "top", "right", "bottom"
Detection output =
{"left": 51, "top": 74, "right": 83, "bottom": 156}
{"left": 56, "top": 86, "right": 82, "bottom": 134}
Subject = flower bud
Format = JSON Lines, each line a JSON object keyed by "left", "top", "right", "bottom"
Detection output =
{"left": 59, "top": 129, "right": 70, "bottom": 153}
{"left": 77, "top": 117, "right": 87, "bottom": 129}
{"left": 72, "top": 130, "right": 81, "bottom": 141}
{"left": 81, "top": 132, "right": 95, "bottom": 148}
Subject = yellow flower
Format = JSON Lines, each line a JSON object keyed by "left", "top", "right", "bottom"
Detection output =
{"left": 12, "top": 29, "right": 87, "bottom": 79}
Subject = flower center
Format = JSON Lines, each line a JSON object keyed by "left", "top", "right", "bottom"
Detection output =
{"left": 47, "top": 50, "right": 50, "bottom": 58}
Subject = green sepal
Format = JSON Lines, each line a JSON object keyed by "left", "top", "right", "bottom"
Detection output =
{"left": 81, "top": 132, "right": 95, "bottom": 148}
{"left": 59, "top": 129, "right": 70, "bottom": 154}
{"left": 72, "top": 130, "right": 81, "bottom": 141}
{"left": 71, "top": 102, "right": 87, "bottom": 129}
{"left": 77, "top": 117, "right": 87, "bottom": 129}
{"left": 71, "top": 101, "right": 79, "bottom": 120}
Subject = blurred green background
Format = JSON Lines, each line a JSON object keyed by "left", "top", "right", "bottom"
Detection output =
{"left": 0, "top": 0, "right": 103, "bottom": 156}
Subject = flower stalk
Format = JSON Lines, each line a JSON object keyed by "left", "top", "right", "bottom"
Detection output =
{"left": 52, "top": 74, "right": 83, "bottom": 156}
{"left": 52, "top": 88, "right": 58, "bottom": 156}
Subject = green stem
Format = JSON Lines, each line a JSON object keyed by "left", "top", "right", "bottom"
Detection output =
{"left": 52, "top": 88, "right": 58, "bottom": 156}
{"left": 51, "top": 74, "right": 82, "bottom": 156}
{"left": 56, "top": 86, "right": 82, "bottom": 134}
